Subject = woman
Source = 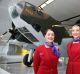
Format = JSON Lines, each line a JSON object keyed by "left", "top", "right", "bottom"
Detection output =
{"left": 33, "top": 29, "right": 60, "bottom": 74}
{"left": 66, "top": 25, "right": 80, "bottom": 74}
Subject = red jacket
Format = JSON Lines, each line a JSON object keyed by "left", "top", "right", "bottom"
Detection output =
{"left": 33, "top": 45, "right": 59, "bottom": 74}
{"left": 66, "top": 41, "right": 80, "bottom": 74}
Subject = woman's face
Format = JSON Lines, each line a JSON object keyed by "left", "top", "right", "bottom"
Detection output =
{"left": 45, "top": 29, "right": 55, "bottom": 43}
{"left": 71, "top": 25, "right": 80, "bottom": 38}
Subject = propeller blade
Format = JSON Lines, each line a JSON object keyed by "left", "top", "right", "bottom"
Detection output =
{"left": 12, "top": 22, "right": 15, "bottom": 29}
{"left": 2, "top": 31, "right": 7, "bottom": 35}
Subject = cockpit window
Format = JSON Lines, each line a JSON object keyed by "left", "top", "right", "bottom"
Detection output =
{"left": 17, "top": 1, "right": 25, "bottom": 9}
{"left": 18, "top": 27, "right": 39, "bottom": 42}
{"left": 18, "top": 27, "right": 29, "bottom": 33}
{"left": 24, "top": 33, "right": 39, "bottom": 42}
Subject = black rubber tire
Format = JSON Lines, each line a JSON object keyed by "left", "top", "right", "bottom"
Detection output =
{"left": 23, "top": 54, "right": 33, "bottom": 67}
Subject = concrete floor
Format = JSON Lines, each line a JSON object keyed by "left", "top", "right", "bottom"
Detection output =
{"left": 0, "top": 62, "right": 66, "bottom": 74}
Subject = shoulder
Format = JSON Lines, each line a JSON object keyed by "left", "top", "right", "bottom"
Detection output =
{"left": 35, "top": 44, "right": 44, "bottom": 51}
{"left": 36, "top": 44, "right": 44, "bottom": 48}
{"left": 67, "top": 41, "right": 73, "bottom": 49}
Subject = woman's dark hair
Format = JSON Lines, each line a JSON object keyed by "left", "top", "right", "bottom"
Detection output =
{"left": 43, "top": 28, "right": 54, "bottom": 36}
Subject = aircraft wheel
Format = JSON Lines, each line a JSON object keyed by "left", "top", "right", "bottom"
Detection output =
{"left": 23, "top": 54, "right": 33, "bottom": 67}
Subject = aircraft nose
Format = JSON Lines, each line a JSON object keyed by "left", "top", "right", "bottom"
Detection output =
{"left": 11, "top": 6, "right": 19, "bottom": 18}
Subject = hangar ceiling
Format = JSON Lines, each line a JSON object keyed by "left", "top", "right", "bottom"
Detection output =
{"left": 0, "top": 0, "right": 80, "bottom": 34}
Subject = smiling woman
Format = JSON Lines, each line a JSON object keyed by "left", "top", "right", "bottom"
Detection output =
{"left": 66, "top": 24, "right": 80, "bottom": 74}
{"left": 33, "top": 28, "right": 60, "bottom": 74}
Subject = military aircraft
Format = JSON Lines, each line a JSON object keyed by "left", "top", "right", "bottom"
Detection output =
{"left": 0, "top": 1, "right": 71, "bottom": 67}
{"left": 7, "top": 1, "right": 61, "bottom": 66}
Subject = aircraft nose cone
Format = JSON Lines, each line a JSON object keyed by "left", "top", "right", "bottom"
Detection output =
{"left": 11, "top": 6, "right": 19, "bottom": 18}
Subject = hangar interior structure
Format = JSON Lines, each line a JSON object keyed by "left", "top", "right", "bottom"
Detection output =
{"left": 0, "top": 0, "right": 80, "bottom": 74}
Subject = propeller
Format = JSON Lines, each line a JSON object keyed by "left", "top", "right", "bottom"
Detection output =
{"left": 0, "top": 22, "right": 17, "bottom": 40}
{"left": 9, "top": 22, "right": 18, "bottom": 39}
{"left": 0, "top": 31, "right": 7, "bottom": 38}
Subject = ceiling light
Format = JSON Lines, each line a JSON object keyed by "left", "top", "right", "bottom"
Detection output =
{"left": 46, "top": 0, "right": 55, "bottom": 4}
{"left": 40, "top": 3, "right": 46, "bottom": 8}
{"left": 40, "top": 0, "right": 55, "bottom": 8}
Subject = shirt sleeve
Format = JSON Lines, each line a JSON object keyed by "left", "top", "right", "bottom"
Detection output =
{"left": 33, "top": 46, "right": 40, "bottom": 74}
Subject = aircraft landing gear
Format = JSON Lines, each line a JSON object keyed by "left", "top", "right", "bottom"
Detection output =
{"left": 23, "top": 49, "right": 33, "bottom": 67}
{"left": 23, "top": 54, "right": 33, "bottom": 67}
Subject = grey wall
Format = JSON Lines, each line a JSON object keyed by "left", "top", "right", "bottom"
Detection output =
{"left": 0, "top": 0, "right": 12, "bottom": 35}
